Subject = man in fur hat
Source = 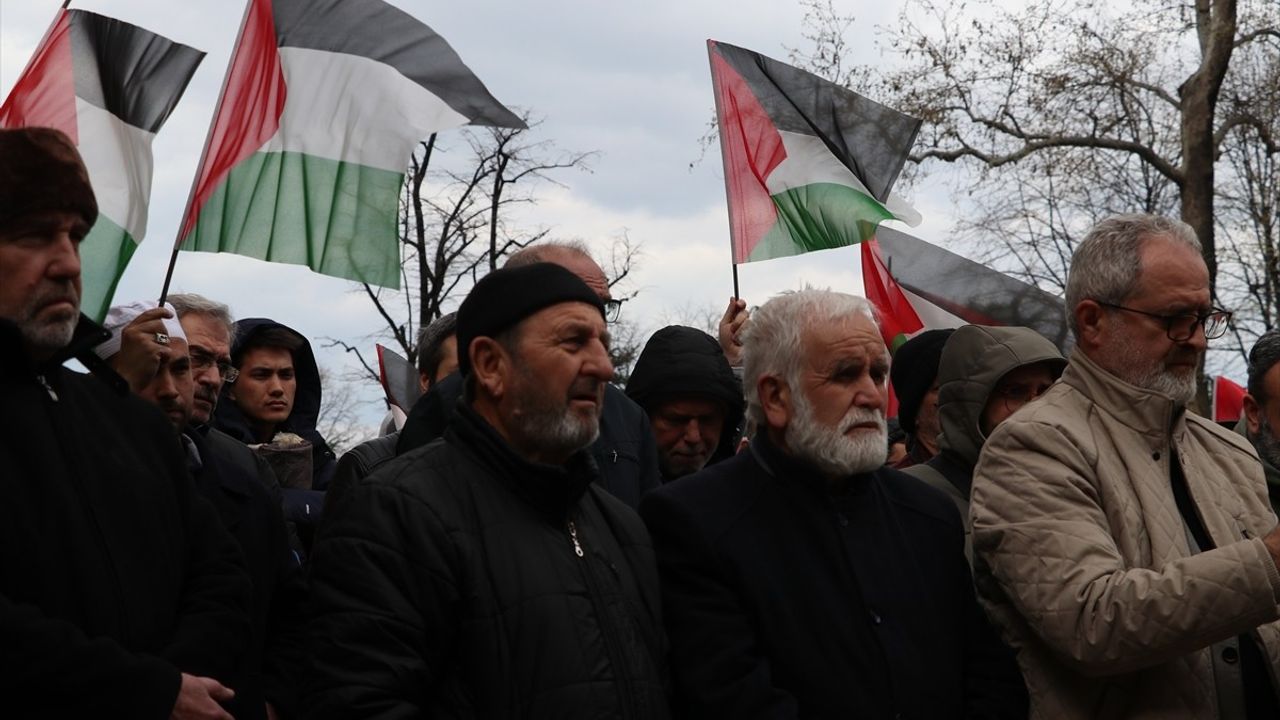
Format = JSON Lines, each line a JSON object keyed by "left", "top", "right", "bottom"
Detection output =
{"left": 0, "top": 127, "right": 251, "bottom": 719}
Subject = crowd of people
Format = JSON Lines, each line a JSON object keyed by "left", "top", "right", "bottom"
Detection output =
{"left": 8, "top": 124, "right": 1280, "bottom": 719}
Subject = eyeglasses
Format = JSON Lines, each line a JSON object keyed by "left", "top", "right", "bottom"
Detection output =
{"left": 603, "top": 298, "right": 626, "bottom": 323}
{"left": 1096, "top": 302, "right": 1232, "bottom": 342}
{"left": 995, "top": 381, "right": 1054, "bottom": 413}
{"left": 189, "top": 348, "right": 240, "bottom": 383}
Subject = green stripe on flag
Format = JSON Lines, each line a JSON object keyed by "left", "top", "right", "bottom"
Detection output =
{"left": 182, "top": 150, "right": 404, "bottom": 288}
{"left": 746, "top": 182, "right": 895, "bottom": 262}
{"left": 80, "top": 214, "right": 137, "bottom": 322}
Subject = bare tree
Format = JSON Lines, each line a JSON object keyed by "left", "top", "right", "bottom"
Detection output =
{"left": 315, "top": 366, "right": 373, "bottom": 454}
{"left": 325, "top": 114, "right": 595, "bottom": 382}
{"left": 792, "top": 0, "right": 1280, "bottom": 374}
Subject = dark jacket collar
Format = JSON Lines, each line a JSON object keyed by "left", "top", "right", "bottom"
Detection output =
{"left": 448, "top": 401, "right": 599, "bottom": 519}
{"left": 749, "top": 430, "right": 876, "bottom": 499}
{"left": 0, "top": 314, "right": 126, "bottom": 391}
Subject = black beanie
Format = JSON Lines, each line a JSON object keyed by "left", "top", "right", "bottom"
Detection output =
{"left": 0, "top": 127, "right": 98, "bottom": 230}
{"left": 890, "top": 328, "right": 955, "bottom": 435}
{"left": 456, "top": 263, "right": 605, "bottom": 376}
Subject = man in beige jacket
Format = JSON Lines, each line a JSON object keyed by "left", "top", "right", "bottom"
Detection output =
{"left": 972, "top": 213, "right": 1280, "bottom": 719}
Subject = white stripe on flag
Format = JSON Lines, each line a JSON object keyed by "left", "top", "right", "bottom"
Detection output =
{"left": 263, "top": 46, "right": 469, "bottom": 171}
{"left": 75, "top": 97, "right": 155, "bottom": 240}
{"left": 766, "top": 130, "right": 920, "bottom": 226}
{"left": 901, "top": 285, "right": 964, "bottom": 329}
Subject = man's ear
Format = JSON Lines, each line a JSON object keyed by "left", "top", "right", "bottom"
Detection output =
{"left": 1244, "top": 393, "right": 1263, "bottom": 437}
{"left": 470, "top": 337, "right": 508, "bottom": 400}
{"left": 1074, "top": 300, "right": 1106, "bottom": 351}
{"left": 757, "top": 374, "right": 791, "bottom": 432}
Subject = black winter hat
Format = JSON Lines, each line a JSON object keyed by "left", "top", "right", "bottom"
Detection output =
{"left": 890, "top": 328, "right": 955, "bottom": 435}
{"left": 457, "top": 263, "right": 605, "bottom": 376}
{"left": 0, "top": 127, "right": 97, "bottom": 231}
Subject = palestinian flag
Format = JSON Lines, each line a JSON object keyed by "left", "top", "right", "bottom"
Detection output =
{"left": 708, "top": 40, "right": 921, "bottom": 264}
{"left": 178, "top": 0, "right": 525, "bottom": 289}
{"left": 1212, "top": 376, "right": 1246, "bottom": 423}
{"left": 865, "top": 226, "right": 1075, "bottom": 353}
{"left": 0, "top": 9, "right": 203, "bottom": 320}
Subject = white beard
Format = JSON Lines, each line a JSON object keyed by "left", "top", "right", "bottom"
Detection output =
{"left": 785, "top": 392, "right": 888, "bottom": 477}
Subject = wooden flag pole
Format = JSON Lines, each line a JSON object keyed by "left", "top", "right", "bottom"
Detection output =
{"left": 159, "top": 0, "right": 256, "bottom": 305}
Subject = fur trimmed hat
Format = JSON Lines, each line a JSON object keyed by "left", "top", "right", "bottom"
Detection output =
{"left": 0, "top": 127, "right": 97, "bottom": 231}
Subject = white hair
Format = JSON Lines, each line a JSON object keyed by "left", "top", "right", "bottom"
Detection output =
{"left": 741, "top": 287, "right": 879, "bottom": 427}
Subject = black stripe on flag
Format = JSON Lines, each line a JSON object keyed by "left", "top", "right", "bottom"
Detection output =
{"left": 876, "top": 227, "right": 1075, "bottom": 354}
{"left": 713, "top": 41, "right": 919, "bottom": 204}
{"left": 68, "top": 10, "right": 204, "bottom": 134}
{"left": 273, "top": 0, "right": 525, "bottom": 130}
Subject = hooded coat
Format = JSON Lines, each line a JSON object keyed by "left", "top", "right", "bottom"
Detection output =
{"left": 214, "top": 319, "right": 334, "bottom": 540}
{"left": 624, "top": 326, "right": 744, "bottom": 479}
{"left": 906, "top": 325, "right": 1065, "bottom": 552}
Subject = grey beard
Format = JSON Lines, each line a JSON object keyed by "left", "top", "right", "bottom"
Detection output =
{"left": 785, "top": 391, "right": 887, "bottom": 477}
{"left": 1253, "top": 416, "right": 1280, "bottom": 471}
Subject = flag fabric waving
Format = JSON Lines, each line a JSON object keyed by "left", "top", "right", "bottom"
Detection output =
{"left": 0, "top": 9, "right": 203, "bottom": 320}
{"left": 708, "top": 39, "right": 921, "bottom": 264}
{"left": 1212, "top": 376, "right": 1246, "bottom": 424}
{"left": 872, "top": 227, "right": 1074, "bottom": 354}
{"left": 178, "top": 0, "right": 525, "bottom": 289}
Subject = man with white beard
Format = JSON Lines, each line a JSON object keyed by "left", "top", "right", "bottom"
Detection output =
{"left": 972, "top": 214, "right": 1280, "bottom": 720}
{"left": 640, "top": 288, "right": 1027, "bottom": 718}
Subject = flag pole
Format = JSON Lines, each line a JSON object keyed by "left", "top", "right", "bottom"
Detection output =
{"left": 707, "top": 40, "right": 741, "bottom": 302}
{"left": 158, "top": 0, "right": 256, "bottom": 304}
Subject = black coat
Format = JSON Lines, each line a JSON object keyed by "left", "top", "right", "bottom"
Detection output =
{"left": 625, "top": 325, "right": 744, "bottom": 475}
{"left": 188, "top": 428, "right": 308, "bottom": 719}
{"left": 639, "top": 432, "right": 1027, "bottom": 719}
{"left": 0, "top": 317, "right": 252, "bottom": 718}
{"left": 304, "top": 403, "right": 670, "bottom": 718}
{"left": 213, "top": 318, "right": 334, "bottom": 548}
{"left": 397, "top": 372, "right": 662, "bottom": 508}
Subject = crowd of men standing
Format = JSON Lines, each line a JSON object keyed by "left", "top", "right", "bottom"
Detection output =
{"left": 9, "top": 124, "right": 1280, "bottom": 719}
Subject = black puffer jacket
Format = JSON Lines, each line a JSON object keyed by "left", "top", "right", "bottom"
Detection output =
{"left": 305, "top": 403, "right": 670, "bottom": 718}
{"left": 625, "top": 326, "right": 744, "bottom": 477}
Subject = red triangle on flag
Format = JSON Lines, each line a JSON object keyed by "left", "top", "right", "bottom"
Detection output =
{"left": 0, "top": 9, "right": 77, "bottom": 141}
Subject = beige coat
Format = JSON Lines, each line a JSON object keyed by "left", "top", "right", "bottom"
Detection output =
{"left": 971, "top": 349, "right": 1280, "bottom": 719}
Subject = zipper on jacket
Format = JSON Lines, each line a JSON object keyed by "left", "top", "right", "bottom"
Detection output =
{"left": 37, "top": 374, "right": 58, "bottom": 402}
{"left": 567, "top": 520, "right": 585, "bottom": 557}
{"left": 569, "top": 511, "right": 640, "bottom": 719}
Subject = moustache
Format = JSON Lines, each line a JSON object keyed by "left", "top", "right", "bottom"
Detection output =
{"left": 839, "top": 408, "right": 887, "bottom": 434}
{"left": 31, "top": 282, "right": 79, "bottom": 314}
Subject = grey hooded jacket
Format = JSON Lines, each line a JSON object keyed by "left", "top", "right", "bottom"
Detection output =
{"left": 905, "top": 325, "right": 1065, "bottom": 557}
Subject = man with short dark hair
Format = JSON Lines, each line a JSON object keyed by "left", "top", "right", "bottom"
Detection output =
{"left": 327, "top": 313, "right": 461, "bottom": 514}
{"left": 1240, "top": 329, "right": 1280, "bottom": 517}
{"left": 0, "top": 126, "right": 251, "bottom": 718}
{"left": 306, "top": 263, "right": 669, "bottom": 718}
{"left": 973, "top": 213, "right": 1280, "bottom": 719}
{"left": 625, "top": 325, "right": 743, "bottom": 481}
{"left": 641, "top": 288, "right": 1025, "bottom": 718}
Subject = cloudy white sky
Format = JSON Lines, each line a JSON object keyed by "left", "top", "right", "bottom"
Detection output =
{"left": 1, "top": 0, "right": 958, "bottom": 435}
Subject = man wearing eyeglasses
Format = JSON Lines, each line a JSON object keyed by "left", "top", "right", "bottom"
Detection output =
{"left": 971, "top": 214, "right": 1280, "bottom": 720}
{"left": 904, "top": 324, "right": 1065, "bottom": 563}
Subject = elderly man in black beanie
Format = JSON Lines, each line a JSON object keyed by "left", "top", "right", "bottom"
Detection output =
{"left": 890, "top": 328, "right": 955, "bottom": 468}
{"left": 0, "top": 126, "right": 252, "bottom": 719}
{"left": 305, "top": 263, "right": 670, "bottom": 719}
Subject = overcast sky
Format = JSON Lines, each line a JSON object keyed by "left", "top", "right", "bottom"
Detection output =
{"left": 1, "top": 0, "right": 957, "bottom": 435}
